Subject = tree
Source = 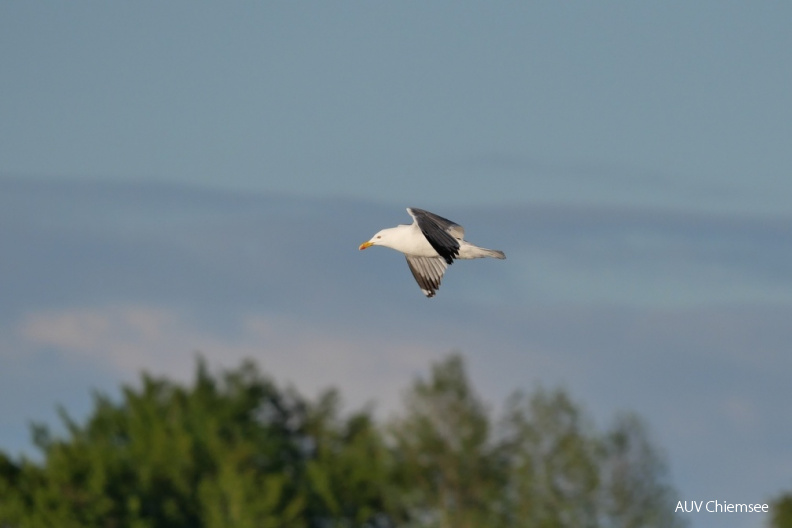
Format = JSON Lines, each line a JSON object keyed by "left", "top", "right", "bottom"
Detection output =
{"left": 498, "top": 390, "right": 685, "bottom": 528}
{"left": 770, "top": 492, "right": 792, "bottom": 528}
{"left": 300, "top": 389, "right": 400, "bottom": 527}
{"left": 389, "top": 355, "right": 686, "bottom": 528}
{"left": 0, "top": 358, "right": 395, "bottom": 528}
{"left": 389, "top": 355, "right": 501, "bottom": 528}
{"left": 0, "top": 353, "right": 686, "bottom": 528}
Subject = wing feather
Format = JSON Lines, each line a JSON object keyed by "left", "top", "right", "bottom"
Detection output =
{"left": 407, "top": 208, "right": 462, "bottom": 265}
{"left": 405, "top": 256, "right": 447, "bottom": 298}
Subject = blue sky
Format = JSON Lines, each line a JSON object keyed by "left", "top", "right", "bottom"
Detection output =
{"left": 3, "top": 2, "right": 791, "bottom": 212}
{"left": 2, "top": 3, "right": 791, "bottom": 528}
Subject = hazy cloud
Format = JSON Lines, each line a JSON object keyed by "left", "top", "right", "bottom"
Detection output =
{"left": 17, "top": 304, "right": 446, "bottom": 414}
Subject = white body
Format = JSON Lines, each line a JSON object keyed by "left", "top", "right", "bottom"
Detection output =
{"left": 359, "top": 207, "right": 505, "bottom": 297}
{"left": 372, "top": 223, "right": 499, "bottom": 259}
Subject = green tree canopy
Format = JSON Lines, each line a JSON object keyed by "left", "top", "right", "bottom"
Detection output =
{"left": 389, "top": 355, "right": 685, "bottom": 528}
{"left": 770, "top": 492, "right": 792, "bottom": 528}
{"left": 0, "top": 354, "right": 686, "bottom": 528}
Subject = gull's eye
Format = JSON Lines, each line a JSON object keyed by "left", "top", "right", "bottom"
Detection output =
{"left": 376, "top": 235, "right": 381, "bottom": 239}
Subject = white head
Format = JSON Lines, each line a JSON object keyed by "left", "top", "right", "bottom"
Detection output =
{"left": 359, "top": 227, "right": 399, "bottom": 251}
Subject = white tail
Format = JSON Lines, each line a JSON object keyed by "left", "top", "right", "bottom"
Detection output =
{"left": 482, "top": 248, "right": 506, "bottom": 259}
{"left": 459, "top": 243, "right": 506, "bottom": 260}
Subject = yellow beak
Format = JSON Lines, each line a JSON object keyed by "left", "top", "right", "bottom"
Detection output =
{"left": 359, "top": 241, "right": 373, "bottom": 250}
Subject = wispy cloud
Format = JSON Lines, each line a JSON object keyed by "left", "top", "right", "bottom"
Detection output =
{"left": 17, "top": 304, "right": 445, "bottom": 413}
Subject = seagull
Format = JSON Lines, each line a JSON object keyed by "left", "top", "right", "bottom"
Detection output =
{"left": 359, "top": 207, "right": 505, "bottom": 298}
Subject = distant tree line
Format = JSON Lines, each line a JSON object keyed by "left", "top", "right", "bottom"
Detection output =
{"left": 0, "top": 353, "right": 688, "bottom": 528}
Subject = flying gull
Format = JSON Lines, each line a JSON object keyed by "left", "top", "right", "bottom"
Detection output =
{"left": 359, "top": 208, "right": 506, "bottom": 297}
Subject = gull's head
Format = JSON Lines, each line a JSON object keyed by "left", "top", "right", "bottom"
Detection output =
{"left": 359, "top": 228, "right": 391, "bottom": 250}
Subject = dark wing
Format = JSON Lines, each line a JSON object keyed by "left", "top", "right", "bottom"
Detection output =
{"left": 407, "top": 208, "right": 462, "bottom": 265}
{"left": 405, "top": 256, "right": 448, "bottom": 298}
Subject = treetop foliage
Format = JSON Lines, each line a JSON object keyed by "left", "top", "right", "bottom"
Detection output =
{"left": 0, "top": 354, "right": 686, "bottom": 528}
